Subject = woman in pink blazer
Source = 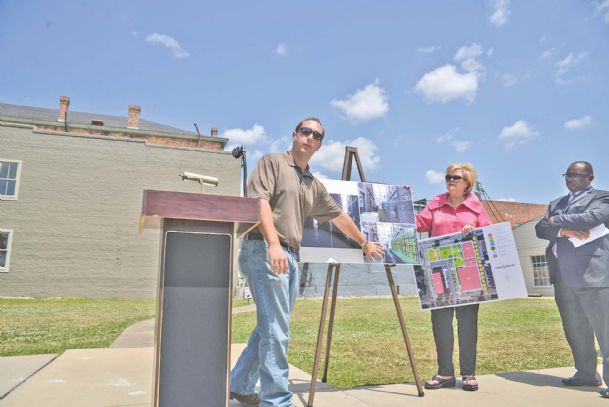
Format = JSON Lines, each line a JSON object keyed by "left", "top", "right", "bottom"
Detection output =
{"left": 416, "top": 163, "right": 491, "bottom": 392}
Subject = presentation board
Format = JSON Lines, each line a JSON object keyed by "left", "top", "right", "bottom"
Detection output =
{"left": 414, "top": 222, "right": 527, "bottom": 310}
{"left": 300, "top": 179, "right": 418, "bottom": 265}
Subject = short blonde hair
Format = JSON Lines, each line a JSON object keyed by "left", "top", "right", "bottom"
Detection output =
{"left": 446, "top": 162, "right": 477, "bottom": 195}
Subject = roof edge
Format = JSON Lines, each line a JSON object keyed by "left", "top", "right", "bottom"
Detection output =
{"left": 0, "top": 115, "right": 228, "bottom": 147}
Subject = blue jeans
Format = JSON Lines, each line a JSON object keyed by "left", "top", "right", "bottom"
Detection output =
{"left": 230, "top": 239, "right": 300, "bottom": 407}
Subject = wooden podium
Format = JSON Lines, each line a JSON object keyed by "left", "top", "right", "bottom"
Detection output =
{"left": 140, "top": 190, "right": 260, "bottom": 407}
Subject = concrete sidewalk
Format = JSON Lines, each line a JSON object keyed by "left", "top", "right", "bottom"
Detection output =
{"left": 1, "top": 345, "right": 606, "bottom": 407}
{"left": 1, "top": 304, "right": 607, "bottom": 406}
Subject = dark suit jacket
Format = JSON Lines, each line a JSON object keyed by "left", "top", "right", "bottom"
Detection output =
{"left": 535, "top": 187, "right": 609, "bottom": 288}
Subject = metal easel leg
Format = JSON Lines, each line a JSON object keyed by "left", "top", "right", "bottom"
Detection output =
{"left": 385, "top": 265, "right": 425, "bottom": 397}
{"left": 307, "top": 263, "right": 336, "bottom": 406}
{"left": 322, "top": 264, "right": 341, "bottom": 382}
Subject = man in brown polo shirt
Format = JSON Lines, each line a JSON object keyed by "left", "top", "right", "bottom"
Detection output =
{"left": 230, "top": 117, "right": 384, "bottom": 407}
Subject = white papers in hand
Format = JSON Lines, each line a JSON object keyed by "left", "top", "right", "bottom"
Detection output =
{"left": 569, "top": 224, "right": 609, "bottom": 248}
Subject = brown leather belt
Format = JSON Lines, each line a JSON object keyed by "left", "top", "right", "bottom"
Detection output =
{"left": 245, "top": 232, "right": 298, "bottom": 253}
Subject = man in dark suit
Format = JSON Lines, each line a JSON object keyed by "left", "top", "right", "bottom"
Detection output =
{"left": 536, "top": 161, "right": 609, "bottom": 399}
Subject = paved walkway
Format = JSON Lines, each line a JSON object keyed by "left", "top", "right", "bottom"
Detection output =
{"left": 1, "top": 303, "right": 607, "bottom": 406}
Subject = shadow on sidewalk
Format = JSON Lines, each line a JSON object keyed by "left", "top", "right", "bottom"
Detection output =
{"left": 496, "top": 371, "right": 601, "bottom": 393}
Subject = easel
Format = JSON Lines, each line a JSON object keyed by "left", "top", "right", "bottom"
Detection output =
{"left": 306, "top": 147, "right": 424, "bottom": 406}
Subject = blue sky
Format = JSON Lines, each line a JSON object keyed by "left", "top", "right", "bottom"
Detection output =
{"left": 1, "top": 0, "right": 608, "bottom": 204}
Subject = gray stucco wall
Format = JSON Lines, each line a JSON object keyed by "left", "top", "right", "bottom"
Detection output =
{"left": 0, "top": 123, "right": 240, "bottom": 299}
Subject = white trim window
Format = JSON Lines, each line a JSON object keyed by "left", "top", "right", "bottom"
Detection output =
{"left": 0, "top": 159, "right": 22, "bottom": 200}
{"left": 0, "top": 228, "right": 13, "bottom": 272}
{"left": 531, "top": 255, "right": 551, "bottom": 287}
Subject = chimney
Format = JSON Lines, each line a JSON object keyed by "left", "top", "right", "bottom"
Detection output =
{"left": 127, "top": 105, "right": 141, "bottom": 129}
{"left": 57, "top": 96, "right": 70, "bottom": 122}
{"left": 210, "top": 127, "right": 218, "bottom": 137}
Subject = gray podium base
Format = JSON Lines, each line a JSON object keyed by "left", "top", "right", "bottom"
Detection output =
{"left": 156, "top": 226, "right": 232, "bottom": 407}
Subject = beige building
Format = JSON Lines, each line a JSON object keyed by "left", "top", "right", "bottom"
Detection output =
{"left": 513, "top": 219, "right": 554, "bottom": 296}
{"left": 0, "top": 97, "right": 240, "bottom": 299}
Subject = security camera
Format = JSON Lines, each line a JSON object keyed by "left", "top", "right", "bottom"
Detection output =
{"left": 180, "top": 171, "right": 219, "bottom": 187}
{"left": 232, "top": 146, "right": 245, "bottom": 159}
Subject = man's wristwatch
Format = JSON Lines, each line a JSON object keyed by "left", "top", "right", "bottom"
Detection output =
{"left": 360, "top": 238, "right": 369, "bottom": 249}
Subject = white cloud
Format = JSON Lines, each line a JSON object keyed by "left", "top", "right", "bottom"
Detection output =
{"left": 555, "top": 51, "right": 588, "bottom": 83}
{"left": 145, "top": 33, "right": 189, "bottom": 58}
{"left": 452, "top": 140, "right": 472, "bottom": 152}
{"left": 498, "top": 120, "right": 539, "bottom": 149}
{"left": 501, "top": 73, "right": 517, "bottom": 87}
{"left": 495, "top": 197, "right": 516, "bottom": 202}
{"left": 489, "top": 0, "right": 511, "bottom": 27}
{"left": 454, "top": 43, "right": 485, "bottom": 78}
{"left": 454, "top": 43, "right": 483, "bottom": 62}
{"left": 276, "top": 43, "right": 287, "bottom": 56}
{"left": 556, "top": 52, "right": 588, "bottom": 74}
{"left": 417, "top": 46, "right": 440, "bottom": 54}
{"left": 436, "top": 127, "right": 472, "bottom": 152}
{"left": 539, "top": 47, "right": 555, "bottom": 61}
{"left": 223, "top": 124, "right": 267, "bottom": 145}
{"left": 425, "top": 170, "right": 445, "bottom": 184}
{"left": 330, "top": 82, "right": 389, "bottom": 122}
{"left": 312, "top": 171, "right": 328, "bottom": 179}
{"left": 416, "top": 43, "right": 487, "bottom": 104}
{"left": 415, "top": 65, "right": 478, "bottom": 103}
{"left": 596, "top": 0, "right": 609, "bottom": 24}
{"left": 269, "top": 137, "right": 290, "bottom": 153}
{"left": 436, "top": 127, "right": 460, "bottom": 144}
{"left": 310, "top": 137, "right": 381, "bottom": 171}
{"left": 564, "top": 115, "right": 592, "bottom": 129}
{"left": 250, "top": 150, "right": 264, "bottom": 161}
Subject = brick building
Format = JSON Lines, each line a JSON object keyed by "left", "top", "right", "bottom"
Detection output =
{"left": 0, "top": 97, "right": 241, "bottom": 298}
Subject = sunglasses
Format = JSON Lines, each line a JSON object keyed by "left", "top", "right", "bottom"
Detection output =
{"left": 445, "top": 175, "right": 463, "bottom": 182}
{"left": 562, "top": 173, "right": 589, "bottom": 179}
{"left": 298, "top": 127, "right": 323, "bottom": 141}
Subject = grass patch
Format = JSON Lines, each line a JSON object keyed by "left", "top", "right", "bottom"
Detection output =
{"left": 1, "top": 296, "right": 575, "bottom": 389}
{"left": 232, "top": 299, "right": 255, "bottom": 308}
{"left": 0, "top": 298, "right": 155, "bottom": 356}
{"left": 232, "top": 297, "right": 574, "bottom": 388}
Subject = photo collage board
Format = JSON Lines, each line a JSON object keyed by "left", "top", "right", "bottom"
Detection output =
{"left": 299, "top": 179, "right": 418, "bottom": 265}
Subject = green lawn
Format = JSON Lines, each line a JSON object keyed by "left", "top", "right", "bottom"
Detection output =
{"left": 0, "top": 296, "right": 577, "bottom": 390}
{"left": 232, "top": 298, "right": 255, "bottom": 308}
{"left": 232, "top": 297, "right": 575, "bottom": 388}
{"left": 0, "top": 298, "right": 155, "bottom": 356}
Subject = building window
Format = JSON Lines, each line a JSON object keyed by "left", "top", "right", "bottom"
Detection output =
{"left": 531, "top": 255, "right": 551, "bottom": 287}
{"left": 0, "top": 229, "right": 13, "bottom": 272}
{"left": 0, "top": 160, "right": 22, "bottom": 200}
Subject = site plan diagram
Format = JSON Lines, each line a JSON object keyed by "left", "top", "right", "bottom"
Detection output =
{"left": 415, "top": 222, "right": 527, "bottom": 310}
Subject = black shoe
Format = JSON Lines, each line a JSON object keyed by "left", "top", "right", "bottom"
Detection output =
{"left": 600, "top": 388, "right": 609, "bottom": 398}
{"left": 561, "top": 375, "right": 602, "bottom": 387}
{"left": 462, "top": 375, "right": 479, "bottom": 391}
{"left": 424, "top": 375, "right": 456, "bottom": 389}
{"left": 230, "top": 391, "right": 260, "bottom": 407}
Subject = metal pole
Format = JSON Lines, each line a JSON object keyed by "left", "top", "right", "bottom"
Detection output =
{"left": 385, "top": 265, "right": 425, "bottom": 397}
{"left": 307, "top": 264, "right": 335, "bottom": 406}
{"left": 242, "top": 151, "right": 247, "bottom": 197}
{"left": 321, "top": 264, "right": 341, "bottom": 382}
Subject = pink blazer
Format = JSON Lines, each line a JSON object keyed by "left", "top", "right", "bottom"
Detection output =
{"left": 416, "top": 193, "right": 492, "bottom": 237}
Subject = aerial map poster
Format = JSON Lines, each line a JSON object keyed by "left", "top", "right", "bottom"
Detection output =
{"left": 299, "top": 179, "right": 418, "bottom": 265}
{"left": 414, "top": 222, "right": 527, "bottom": 310}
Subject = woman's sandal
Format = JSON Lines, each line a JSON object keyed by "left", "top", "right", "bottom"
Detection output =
{"left": 462, "top": 375, "right": 479, "bottom": 391}
{"left": 424, "top": 375, "right": 456, "bottom": 389}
